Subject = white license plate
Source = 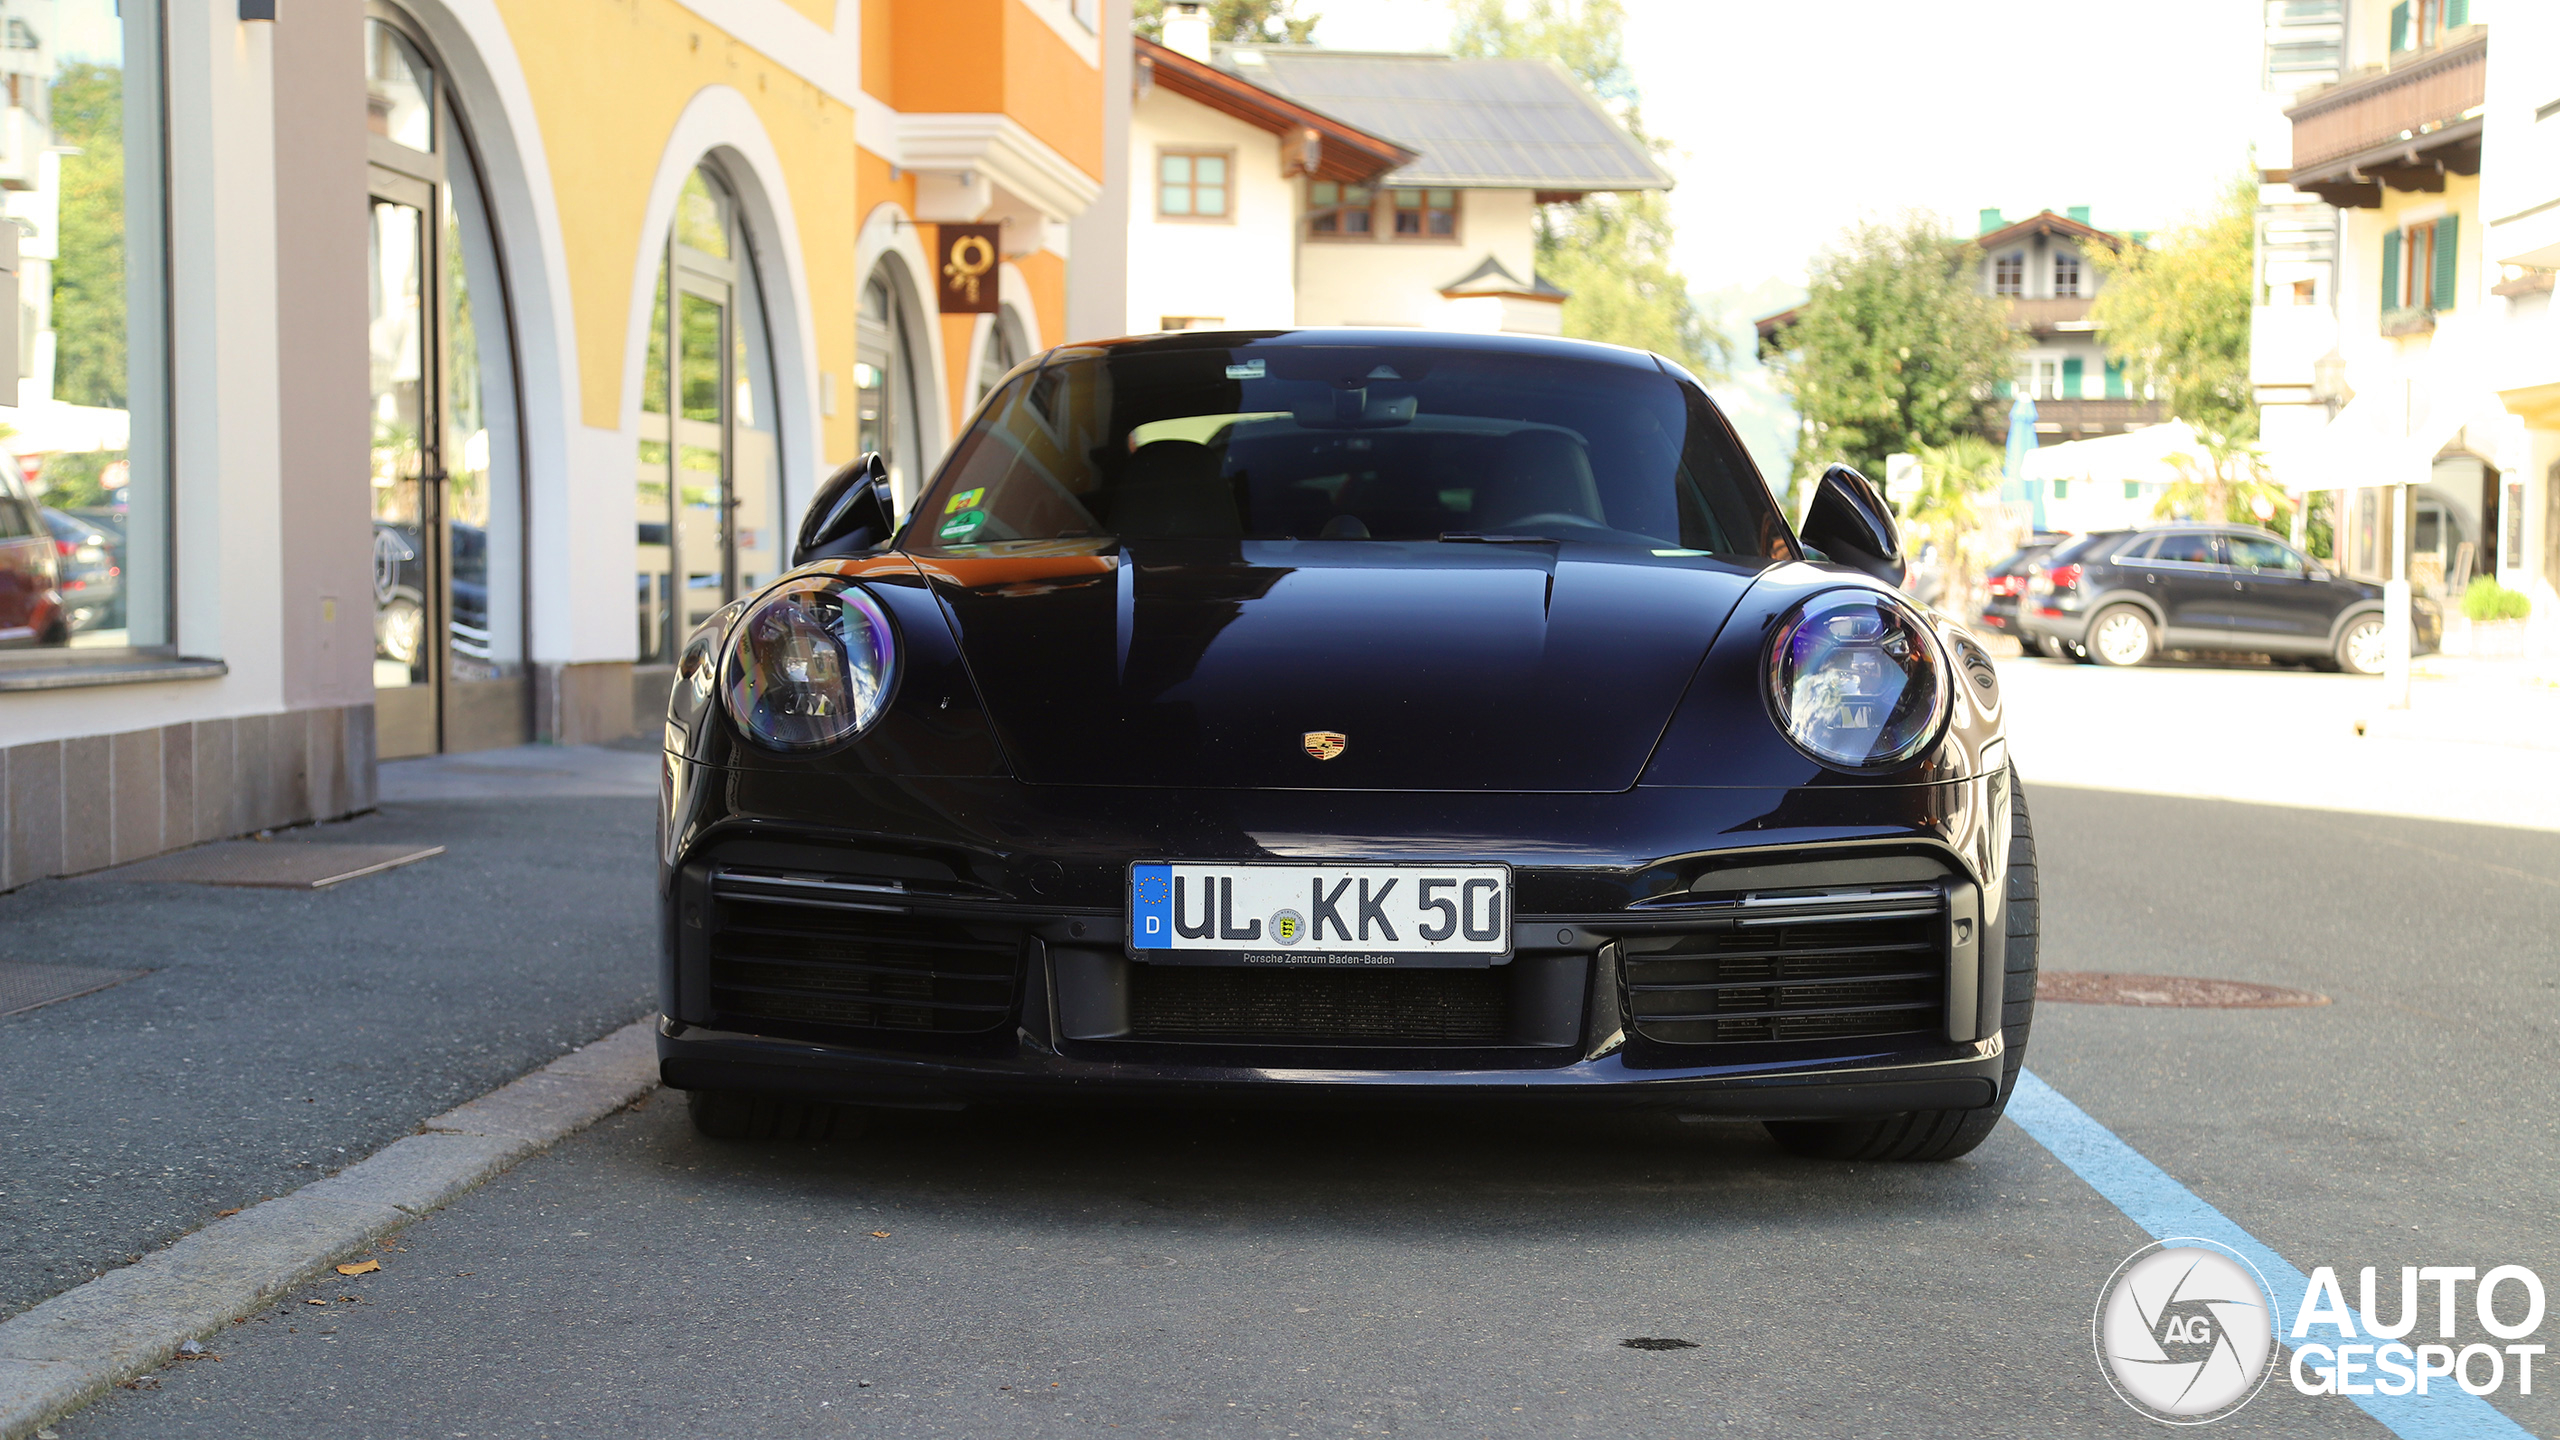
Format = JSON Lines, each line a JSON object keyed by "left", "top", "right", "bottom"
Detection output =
{"left": 1127, "top": 862, "right": 1512, "bottom": 967}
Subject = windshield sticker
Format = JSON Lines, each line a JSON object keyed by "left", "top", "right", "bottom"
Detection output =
{"left": 944, "top": 487, "right": 985, "bottom": 514}
{"left": 1224, "top": 360, "right": 1265, "bottom": 379}
{"left": 937, "top": 508, "right": 988, "bottom": 543}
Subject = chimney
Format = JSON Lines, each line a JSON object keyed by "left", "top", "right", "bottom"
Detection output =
{"left": 2066, "top": 205, "right": 2091, "bottom": 225}
{"left": 1978, "top": 208, "right": 2004, "bottom": 235}
{"left": 1163, "top": 3, "right": 1213, "bottom": 63}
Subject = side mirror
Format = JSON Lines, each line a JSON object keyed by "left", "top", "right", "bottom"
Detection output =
{"left": 1799, "top": 463, "right": 1907, "bottom": 588}
{"left": 794, "top": 453, "right": 896, "bottom": 566}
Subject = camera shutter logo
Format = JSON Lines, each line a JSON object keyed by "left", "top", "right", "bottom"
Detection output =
{"left": 2094, "top": 1239, "right": 2278, "bottom": 1424}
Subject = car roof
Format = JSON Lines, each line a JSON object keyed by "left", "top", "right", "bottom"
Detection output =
{"left": 1039, "top": 327, "right": 1674, "bottom": 377}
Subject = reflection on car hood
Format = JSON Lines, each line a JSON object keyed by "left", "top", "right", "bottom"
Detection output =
{"left": 912, "top": 540, "right": 1765, "bottom": 790}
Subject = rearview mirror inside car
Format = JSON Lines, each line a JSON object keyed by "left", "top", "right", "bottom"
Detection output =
{"left": 1799, "top": 463, "right": 1907, "bottom": 588}
{"left": 794, "top": 453, "right": 896, "bottom": 566}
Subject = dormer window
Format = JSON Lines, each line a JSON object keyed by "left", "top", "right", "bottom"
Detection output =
{"left": 1993, "top": 252, "right": 2025, "bottom": 297}
{"left": 2053, "top": 251, "right": 2081, "bottom": 298}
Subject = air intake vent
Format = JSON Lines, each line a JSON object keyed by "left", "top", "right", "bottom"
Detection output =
{"left": 1127, "top": 965, "right": 1510, "bottom": 1044}
{"left": 705, "top": 868, "right": 1022, "bottom": 1041}
{"left": 1620, "top": 889, "right": 1945, "bottom": 1046}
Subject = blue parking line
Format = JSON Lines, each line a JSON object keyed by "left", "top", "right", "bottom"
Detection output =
{"left": 2007, "top": 1070, "right": 2532, "bottom": 1439}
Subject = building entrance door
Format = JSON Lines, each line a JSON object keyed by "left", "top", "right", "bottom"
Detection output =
{"left": 638, "top": 167, "right": 783, "bottom": 669}
{"left": 365, "top": 11, "right": 528, "bottom": 759}
{"left": 368, "top": 178, "right": 442, "bottom": 759}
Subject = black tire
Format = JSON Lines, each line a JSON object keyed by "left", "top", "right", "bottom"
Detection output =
{"left": 1765, "top": 768, "right": 2038, "bottom": 1162}
{"left": 2085, "top": 605, "right": 2156, "bottom": 667}
{"left": 685, "top": 1088, "right": 865, "bottom": 1142}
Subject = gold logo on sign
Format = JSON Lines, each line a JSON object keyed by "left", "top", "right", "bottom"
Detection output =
{"left": 943, "top": 233, "right": 996, "bottom": 304}
{"left": 1303, "top": 730, "right": 1347, "bottom": 761}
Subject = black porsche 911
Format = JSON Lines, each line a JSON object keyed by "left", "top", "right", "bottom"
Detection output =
{"left": 657, "top": 329, "right": 2034, "bottom": 1162}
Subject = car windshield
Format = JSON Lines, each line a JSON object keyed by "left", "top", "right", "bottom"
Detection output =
{"left": 904, "top": 341, "right": 1790, "bottom": 558}
{"left": 2043, "top": 532, "right": 2122, "bottom": 566}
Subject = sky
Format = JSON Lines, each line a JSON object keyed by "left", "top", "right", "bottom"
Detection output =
{"left": 1314, "top": 0, "right": 2272, "bottom": 475}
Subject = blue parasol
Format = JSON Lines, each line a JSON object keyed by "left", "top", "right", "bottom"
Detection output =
{"left": 2002, "top": 392, "right": 2043, "bottom": 530}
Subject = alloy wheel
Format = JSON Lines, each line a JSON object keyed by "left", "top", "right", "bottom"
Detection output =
{"left": 2341, "top": 617, "right": 2386, "bottom": 675}
{"left": 2093, "top": 610, "right": 2152, "bottom": 667}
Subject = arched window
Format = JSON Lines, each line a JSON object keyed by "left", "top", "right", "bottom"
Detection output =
{"left": 365, "top": 8, "right": 526, "bottom": 757}
{"left": 857, "top": 264, "right": 926, "bottom": 510}
{"left": 635, "top": 164, "right": 785, "bottom": 667}
{"left": 978, "top": 306, "right": 1028, "bottom": 406}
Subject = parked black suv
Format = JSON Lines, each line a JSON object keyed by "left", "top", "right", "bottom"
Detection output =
{"left": 2015, "top": 524, "right": 2437, "bottom": 674}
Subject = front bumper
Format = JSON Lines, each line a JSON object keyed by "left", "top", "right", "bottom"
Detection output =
{"left": 658, "top": 1016, "right": 2006, "bottom": 1116}
{"left": 657, "top": 763, "right": 2017, "bottom": 1118}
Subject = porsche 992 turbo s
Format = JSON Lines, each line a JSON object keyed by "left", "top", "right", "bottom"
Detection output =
{"left": 657, "top": 330, "right": 2036, "bottom": 1162}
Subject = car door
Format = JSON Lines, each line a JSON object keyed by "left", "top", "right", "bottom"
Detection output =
{"left": 2223, "top": 535, "right": 2327, "bottom": 653}
{"left": 2127, "top": 530, "right": 2236, "bottom": 646}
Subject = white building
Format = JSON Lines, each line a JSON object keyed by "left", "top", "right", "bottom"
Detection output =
{"left": 1114, "top": 8, "right": 1666, "bottom": 338}
{"left": 2271, "top": 0, "right": 2554, "bottom": 637}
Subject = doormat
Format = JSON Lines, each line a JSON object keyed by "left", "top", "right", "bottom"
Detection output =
{"left": 0, "top": 963, "right": 149, "bottom": 1017}
{"left": 94, "top": 842, "right": 447, "bottom": 890}
{"left": 2037, "top": 971, "right": 2329, "bottom": 1008}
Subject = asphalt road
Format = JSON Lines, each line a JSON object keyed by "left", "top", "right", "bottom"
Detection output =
{"left": 45, "top": 781, "right": 2560, "bottom": 1439}
{"left": 0, "top": 751, "right": 658, "bottom": 1320}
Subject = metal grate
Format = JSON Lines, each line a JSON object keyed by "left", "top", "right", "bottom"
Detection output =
{"left": 0, "top": 963, "right": 148, "bottom": 1018}
{"left": 1620, "top": 896, "right": 1944, "bottom": 1046}
{"left": 706, "top": 871, "right": 1022, "bottom": 1039}
{"left": 1127, "top": 964, "right": 1510, "bottom": 1043}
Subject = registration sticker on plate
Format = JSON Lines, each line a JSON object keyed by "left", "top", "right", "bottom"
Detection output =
{"left": 1127, "top": 862, "right": 1511, "bottom": 967}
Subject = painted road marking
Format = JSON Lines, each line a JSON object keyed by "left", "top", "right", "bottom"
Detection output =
{"left": 2009, "top": 1070, "right": 2533, "bottom": 1440}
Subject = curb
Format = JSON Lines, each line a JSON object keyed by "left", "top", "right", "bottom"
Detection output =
{"left": 0, "top": 1020, "right": 661, "bottom": 1439}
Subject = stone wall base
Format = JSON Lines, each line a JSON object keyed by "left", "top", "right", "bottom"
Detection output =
{"left": 533, "top": 661, "right": 635, "bottom": 746}
{"left": 1, "top": 703, "right": 378, "bottom": 892}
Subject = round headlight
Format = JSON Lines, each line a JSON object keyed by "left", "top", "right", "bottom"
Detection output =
{"left": 1766, "top": 589, "right": 1948, "bottom": 769}
{"left": 721, "top": 578, "right": 898, "bottom": 751}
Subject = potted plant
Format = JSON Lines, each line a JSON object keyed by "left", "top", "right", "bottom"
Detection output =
{"left": 2458, "top": 576, "right": 2533, "bottom": 658}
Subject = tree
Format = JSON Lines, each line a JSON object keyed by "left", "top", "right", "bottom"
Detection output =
{"left": 1133, "top": 0, "right": 1318, "bottom": 44}
{"left": 51, "top": 62, "right": 126, "bottom": 411}
{"left": 1765, "top": 213, "right": 2018, "bottom": 491}
{"left": 1902, "top": 434, "right": 2012, "bottom": 617}
{"left": 2154, "top": 432, "right": 2292, "bottom": 528}
{"left": 1445, "top": 0, "right": 1722, "bottom": 379}
{"left": 2090, "top": 174, "right": 2257, "bottom": 441}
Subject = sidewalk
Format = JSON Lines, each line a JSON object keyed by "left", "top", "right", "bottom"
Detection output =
{"left": 0, "top": 744, "right": 658, "bottom": 1325}
{"left": 1994, "top": 651, "right": 2560, "bottom": 833}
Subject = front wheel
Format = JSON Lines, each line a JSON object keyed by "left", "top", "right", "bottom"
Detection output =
{"left": 2335, "top": 613, "right": 2386, "bottom": 676}
{"left": 1764, "top": 768, "right": 2038, "bottom": 1162}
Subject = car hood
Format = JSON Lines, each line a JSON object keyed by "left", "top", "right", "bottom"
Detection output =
{"left": 909, "top": 541, "right": 1765, "bottom": 790}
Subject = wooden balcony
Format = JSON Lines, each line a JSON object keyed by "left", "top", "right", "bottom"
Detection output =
{"left": 2006, "top": 296, "right": 2095, "bottom": 334}
{"left": 2285, "top": 31, "right": 2484, "bottom": 209}
{"left": 1978, "top": 397, "right": 2167, "bottom": 442}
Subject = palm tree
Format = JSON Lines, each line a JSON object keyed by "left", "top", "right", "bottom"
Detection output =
{"left": 2156, "top": 432, "right": 2291, "bottom": 530}
{"left": 1904, "top": 435, "right": 2009, "bottom": 618}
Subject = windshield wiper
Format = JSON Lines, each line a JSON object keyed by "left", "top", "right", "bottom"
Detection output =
{"left": 1438, "top": 531, "right": 1562, "bottom": 544}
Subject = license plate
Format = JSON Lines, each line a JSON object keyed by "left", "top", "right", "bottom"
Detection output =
{"left": 1127, "top": 862, "right": 1512, "bottom": 967}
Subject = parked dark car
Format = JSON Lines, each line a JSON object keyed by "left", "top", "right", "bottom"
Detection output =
{"left": 0, "top": 467, "right": 66, "bottom": 647}
{"left": 657, "top": 330, "right": 2034, "bottom": 1163}
{"left": 41, "top": 507, "right": 124, "bottom": 633}
{"left": 2015, "top": 523, "right": 2437, "bottom": 673}
{"left": 1977, "top": 536, "right": 2066, "bottom": 648}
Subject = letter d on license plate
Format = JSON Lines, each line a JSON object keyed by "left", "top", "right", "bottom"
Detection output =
{"left": 1127, "top": 862, "right": 1511, "bottom": 967}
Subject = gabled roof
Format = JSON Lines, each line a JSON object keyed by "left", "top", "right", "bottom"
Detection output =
{"left": 1437, "top": 254, "right": 1567, "bottom": 302}
{"left": 1974, "top": 210, "right": 2129, "bottom": 253}
{"left": 1136, "top": 37, "right": 1416, "bottom": 185}
{"left": 1215, "top": 46, "right": 1672, "bottom": 193}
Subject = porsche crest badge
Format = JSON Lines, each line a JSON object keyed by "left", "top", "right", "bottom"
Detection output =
{"left": 1303, "top": 731, "right": 1347, "bottom": 761}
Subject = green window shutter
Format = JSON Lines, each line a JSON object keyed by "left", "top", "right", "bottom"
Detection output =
{"left": 2381, "top": 228, "right": 2402, "bottom": 316}
{"left": 2061, "top": 356, "right": 2084, "bottom": 398}
{"left": 2446, "top": 0, "right": 2467, "bottom": 28}
{"left": 2103, "top": 358, "right": 2126, "bottom": 399}
{"left": 2390, "top": 1, "right": 2410, "bottom": 51}
{"left": 2431, "top": 213, "right": 2459, "bottom": 312}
